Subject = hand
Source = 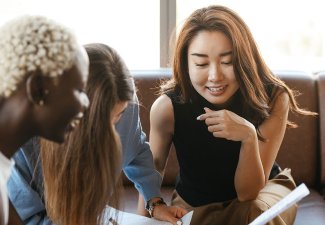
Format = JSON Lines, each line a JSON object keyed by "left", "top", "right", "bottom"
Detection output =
{"left": 153, "top": 205, "right": 188, "bottom": 225}
{"left": 197, "top": 107, "right": 256, "bottom": 142}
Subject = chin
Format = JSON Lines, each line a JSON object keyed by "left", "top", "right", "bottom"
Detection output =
{"left": 48, "top": 136, "right": 65, "bottom": 144}
{"left": 42, "top": 131, "right": 67, "bottom": 144}
{"left": 53, "top": 136, "right": 66, "bottom": 143}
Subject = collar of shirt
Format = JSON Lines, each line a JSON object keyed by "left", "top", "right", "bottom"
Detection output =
{"left": 0, "top": 150, "right": 15, "bottom": 225}
{"left": 0, "top": 151, "right": 14, "bottom": 180}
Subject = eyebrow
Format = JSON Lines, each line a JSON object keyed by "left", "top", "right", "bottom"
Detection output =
{"left": 190, "top": 50, "right": 232, "bottom": 57}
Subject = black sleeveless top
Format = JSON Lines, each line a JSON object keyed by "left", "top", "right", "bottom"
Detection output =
{"left": 166, "top": 89, "right": 280, "bottom": 206}
{"left": 167, "top": 91, "right": 243, "bottom": 207}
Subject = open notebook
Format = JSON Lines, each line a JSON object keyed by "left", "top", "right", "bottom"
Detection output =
{"left": 104, "top": 183, "right": 308, "bottom": 225}
{"left": 103, "top": 207, "right": 193, "bottom": 225}
{"left": 249, "top": 183, "right": 310, "bottom": 225}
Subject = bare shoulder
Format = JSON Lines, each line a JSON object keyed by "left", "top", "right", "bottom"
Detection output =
{"left": 150, "top": 94, "right": 174, "bottom": 133}
{"left": 151, "top": 94, "right": 173, "bottom": 112}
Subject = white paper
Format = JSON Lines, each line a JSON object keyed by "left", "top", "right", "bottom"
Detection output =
{"left": 103, "top": 207, "right": 193, "bottom": 225}
{"left": 249, "top": 183, "right": 310, "bottom": 225}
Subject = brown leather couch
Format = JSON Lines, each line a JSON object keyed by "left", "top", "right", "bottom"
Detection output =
{"left": 121, "top": 69, "right": 325, "bottom": 225}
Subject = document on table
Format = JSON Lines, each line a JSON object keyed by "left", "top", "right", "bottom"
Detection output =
{"left": 103, "top": 207, "right": 193, "bottom": 225}
{"left": 249, "top": 183, "right": 310, "bottom": 225}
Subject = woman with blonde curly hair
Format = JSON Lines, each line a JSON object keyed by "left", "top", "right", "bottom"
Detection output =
{"left": 0, "top": 15, "right": 89, "bottom": 225}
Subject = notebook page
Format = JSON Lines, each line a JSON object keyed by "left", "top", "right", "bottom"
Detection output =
{"left": 249, "top": 183, "right": 310, "bottom": 225}
{"left": 104, "top": 207, "right": 193, "bottom": 225}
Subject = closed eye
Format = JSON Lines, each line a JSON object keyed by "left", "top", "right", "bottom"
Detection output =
{"left": 221, "top": 61, "right": 233, "bottom": 65}
{"left": 195, "top": 63, "right": 208, "bottom": 67}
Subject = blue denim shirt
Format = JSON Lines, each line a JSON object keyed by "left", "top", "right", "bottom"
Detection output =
{"left": 7, "top": 95, "right": 162, "bottom": 225}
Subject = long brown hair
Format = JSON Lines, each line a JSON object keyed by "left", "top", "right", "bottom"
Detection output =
{"left": 162, "top": 5, "right": 315, "bottom": 130}
{"left": 41, "top": 43, "right": 134, "bottom": 225}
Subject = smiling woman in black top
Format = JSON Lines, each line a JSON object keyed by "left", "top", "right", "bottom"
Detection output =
{"left": 139, "top": 5, "right": 316, "bottom": 225}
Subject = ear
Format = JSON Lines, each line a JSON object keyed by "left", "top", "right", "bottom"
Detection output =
{"left": 26, "top": 73, "right": 49, "bottom": 106}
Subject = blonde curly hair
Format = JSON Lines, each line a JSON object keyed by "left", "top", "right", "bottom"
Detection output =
{"left": 0, "top": 15, "right": 78, "bottom": 98}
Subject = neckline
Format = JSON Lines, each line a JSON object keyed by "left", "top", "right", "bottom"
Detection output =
{"left": 191, "top": 89, "right": 242, "bottom": 111}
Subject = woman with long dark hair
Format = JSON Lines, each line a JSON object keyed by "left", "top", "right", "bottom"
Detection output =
{"left": 140, "top": 5, "right": 316, "bottom": 225}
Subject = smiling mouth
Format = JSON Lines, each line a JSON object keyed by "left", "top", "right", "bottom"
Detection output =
{"left": 68, "top": 112, "right": 84, "bottom": 130}
{"left": 207, "top": 86, "right": 226, "bottom": 93}
{"left": 69, "top": 119, "right": 80, "bottom": 129}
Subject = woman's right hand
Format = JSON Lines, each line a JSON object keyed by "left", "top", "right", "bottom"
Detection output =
{"left": 197, "top": 107, "right": 257, "bottom": 143}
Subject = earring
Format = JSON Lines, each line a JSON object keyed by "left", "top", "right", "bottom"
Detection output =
{"left": 38, "top": 100, "right": 44, "bottom": 106}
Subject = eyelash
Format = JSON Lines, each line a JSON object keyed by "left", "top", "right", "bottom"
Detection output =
{"left": 195, "top": 63, "right": 208, "bottom": 67}
{"left": 221, "top": 61, "right": 233, "bottom": 65}
{"left": 195, "top": 61, "right": 233, "bottom": 67}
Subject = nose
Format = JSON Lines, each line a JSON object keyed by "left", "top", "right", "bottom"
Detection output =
{"left": 208, "top": 65, "right": 223, "bottom": 82}
{"left": 80, "top": 92, "right": 90, "bottom": 110}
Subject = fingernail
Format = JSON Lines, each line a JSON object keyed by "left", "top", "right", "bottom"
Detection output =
{"left": 177, "top": 221, "right": 182, "bottom": 225}
{"left": 196, "top": 115, "right": 201, "bottom": 120}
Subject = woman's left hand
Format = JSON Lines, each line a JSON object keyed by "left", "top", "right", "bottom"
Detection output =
{"left": 197, "top": 107, "right": 256, "bottom": 142}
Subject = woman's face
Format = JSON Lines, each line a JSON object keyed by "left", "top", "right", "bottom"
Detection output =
{"left": 187, "top": 30, "right": 239, "bottom": 106}
{"left": 39, "top": 46, "right": 90, "bottom": 143}
{"left": 111, "top": 101, "right": 128, "bottom": 125}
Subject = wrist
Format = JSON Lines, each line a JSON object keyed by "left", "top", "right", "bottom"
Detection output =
{"left": 242, "top": 124, "right": 257, "bottom": 144}
{"left": 145, "top": 197, "right": 166, "bottom": 217}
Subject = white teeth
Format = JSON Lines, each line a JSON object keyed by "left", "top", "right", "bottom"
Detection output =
{"left": 70, "top": 119, "right": 80, "bottom": 128}
{"left": 208, "top": 86, "right": 225, "bottom": 92}
{"left": 69, "top": 113, "right": 83, "bottom": 129}
{"left": 76, "top": 112, "right": 84, "bottom": 119}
